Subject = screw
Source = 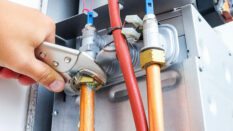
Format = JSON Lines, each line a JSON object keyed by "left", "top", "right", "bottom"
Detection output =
{"left": 64, "top": 57, "right": 71, "bottom": 63}
{"left": 198, "top": 17, "right": 202, "bottom": 22}
{"left": 53, "top": 110, "right": 58, "bottom": 116}
{"left": 26, "top": 124, "right": 30, "bottom": 129}
{"left": 228, "top": 51, "right": 232, "bottom": 56}
{"left": 53, "top": 61, "right": 59, "bottom": 67}
{"left": 199, "top": 66, "right": 203, "bottom": 72}
{"left": 39, "top": 51, "right": 46, "bottom": 58}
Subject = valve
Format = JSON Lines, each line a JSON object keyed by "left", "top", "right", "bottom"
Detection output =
{"left": 140, "top": 13, "right": 166, "bottom": 69}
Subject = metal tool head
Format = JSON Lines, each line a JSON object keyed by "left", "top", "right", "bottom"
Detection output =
{"left": 35, "top": 42, "right": 107, "bottom": 85}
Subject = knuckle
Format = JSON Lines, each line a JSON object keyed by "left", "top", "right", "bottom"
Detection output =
{"left": 37, "top": 67, "right": 54, "bottom": 86}
{"left": 45, "top": 17, "right": 56, "bottom": 31}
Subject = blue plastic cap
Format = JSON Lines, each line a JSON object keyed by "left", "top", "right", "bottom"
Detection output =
{"left": 145, "top": 0, "right": 154, "bottom": 14}
{"left": 87, "top": 12, "right": 94, "bottom": 24}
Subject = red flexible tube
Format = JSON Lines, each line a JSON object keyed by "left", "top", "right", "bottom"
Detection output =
{"left": 108, "top": 0, "right": 148, "bottom": 130}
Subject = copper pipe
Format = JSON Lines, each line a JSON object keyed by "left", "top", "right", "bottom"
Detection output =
{"left": 79, "top": 84, "right": 95, "bottom": 131}
{"left": 146, "top": 64, "right": 164, "bottom": 131}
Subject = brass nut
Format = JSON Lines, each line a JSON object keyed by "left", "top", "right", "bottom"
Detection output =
{"left": 72, "top": 74, "right": 103, "bottom": 91}
{"left": 79, "top": 76, "right": 95, "bottom": 83}
{"left": 140, "top": 49, "right": 166, "bottom": 69}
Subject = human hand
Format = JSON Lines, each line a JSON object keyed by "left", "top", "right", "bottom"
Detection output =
{"left": 0, "top": 0, "right": 65, "bottom": 92}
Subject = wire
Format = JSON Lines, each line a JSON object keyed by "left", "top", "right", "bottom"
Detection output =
{"left": 102, "top": 41, "right": 116, "bottom": 52}
{"left": 108, "top": 0, "right": 148, "bottom": 130}
{"left": 91, "top": 0, "right": 93, "bottom": 11}
{"left": 82, "top": 0, "right": 94, "bottom": 13}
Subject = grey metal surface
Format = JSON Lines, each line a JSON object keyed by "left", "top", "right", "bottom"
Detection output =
{"left": 182, "top": 5, "right": 233, "bottom": 131}
{"left": 46, "top": 0, "right": 79, "bottom": 22}
{"left": 55, "top": 0, "right": 194, "bottom": 39}
{"left": 25, "top": 84, "right": 38, "bottom": 131}
{"left": 100, "top": 25, "right": 180, "bottom": 87}
{"left": 51, "top": 92, "right": 79, "bottom": 130}
{"left": 80, "top": 25, "right": 100, "bottom": 59}
{"left": 33, "top": 86, "right": 54, "bottom": 131}
{"left": 51, "top": 66, "right": 190, "bottom": 131}
{"left": 142, "top": 14, "right": 161, "bottom": 50}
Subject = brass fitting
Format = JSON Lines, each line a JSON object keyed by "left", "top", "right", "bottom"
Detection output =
{"left": 72, "top": 73, "right": 103, "bottom": 91}
{"left": 140, "top": 48, "right": 166, "bottom": 69}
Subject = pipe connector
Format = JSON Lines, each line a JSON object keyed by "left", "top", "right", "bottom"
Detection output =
{"left": 72, "top": 73, "right": 103, "bottom": 91}
{"left": 141, "top": 14, "right": 166, "bottom": 69}
{"left": 80, "top": 24, "right": 99, "bottom": 59}
{"left": 140, "top": 48, "right": 166, "bottom": 69}
{"left": 142, "top": 14, "right": 164, "bottom": 51}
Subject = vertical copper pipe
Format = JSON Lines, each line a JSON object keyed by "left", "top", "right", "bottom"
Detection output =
{"left": 80, "top": 85, "right": 95, "bottom": 131}
{"left": 146, "top": 64, "right": 164, "bottom": 131}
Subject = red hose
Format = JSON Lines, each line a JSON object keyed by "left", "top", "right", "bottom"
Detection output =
{"left": 108, "top": 0, "right": 148, "bottom": 130}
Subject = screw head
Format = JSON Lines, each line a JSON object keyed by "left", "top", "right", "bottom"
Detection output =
{"left": 64, "top": 57, "right": 71, "bottom": 63}
{"left": 53, "top": 61, "right": 59, "bottom": 67}
{"left": 198, "top": 17, "right": 202, "bottom": 22}
{"left": 26, "top": 124, "right": 30, "bottom": 129}
{"left": 228, "top": 51, "right": 232, "bottom": 56}
{"left": 199, "top": 67, "right": 203, "bottom": 72}
{"left": 39, "top": 51, "right": 46, "bottom": 58}
{"left": 53, "top": 110, "right": 58, "bottom": 116}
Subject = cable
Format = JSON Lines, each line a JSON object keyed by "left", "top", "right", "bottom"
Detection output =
{"left": 146, "top": 64, "right": 164, "bottom": 131}
{"left": 90, "top": 0, "right": 93, "bottom": 11}
{"left": 108, "top": 0, "right": 148, "bottom": 130}
{"left": 79, "top": 85, "right": 95, "bottom": 131}
{"left": 82, "top": 0, "right": 94, "bottom": 13}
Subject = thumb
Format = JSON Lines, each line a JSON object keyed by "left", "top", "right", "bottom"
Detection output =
{"left": 23, "top": 58, "right": 65, "bottom": 92}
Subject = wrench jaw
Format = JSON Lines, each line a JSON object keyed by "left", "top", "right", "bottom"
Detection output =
{"left": 64, "top": 69, "right": 107, "bottom": 96}
{"left": 73, "top": 52, "right": 107, "bottom": 84}
{"left": 36, "top": 42, "right": 107, "bottom": 96}
{"left": 64, "top": 53, "right": 107, "bottom": 96}
{"left": 59, "top": 55, "right": 107, "bottom": 96}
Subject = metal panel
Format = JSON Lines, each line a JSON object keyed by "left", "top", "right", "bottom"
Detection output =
{"left": 182, "top": 5, "right": 233, "bottom": 131}
{"left": 55, "top": 0, "right": 194, "bottom": 39}
{"left": 33, "top": 86, "right": 54, "bottom": 131}
{"left": 46, "top": 0, "right": 79, "bottom": 22}
{"left": 51, "top": 66, "right": 191, "bottom": 131}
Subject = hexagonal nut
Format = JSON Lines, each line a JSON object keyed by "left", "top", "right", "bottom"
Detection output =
{"left": 140, "top": 49, "right": 166, "bottom": 69}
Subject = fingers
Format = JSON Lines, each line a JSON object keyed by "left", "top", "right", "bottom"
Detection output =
{"left": 0, "top": 68, "right": 19, "bottom": 79}
{"left": 18, "top": 75, "right": 36, "bottom": 86}
{"left": 19, "top": 58, "right": 65, "bottom": 92}
{"left": 0, "top": 68, "right": 36, "bottom": 86}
